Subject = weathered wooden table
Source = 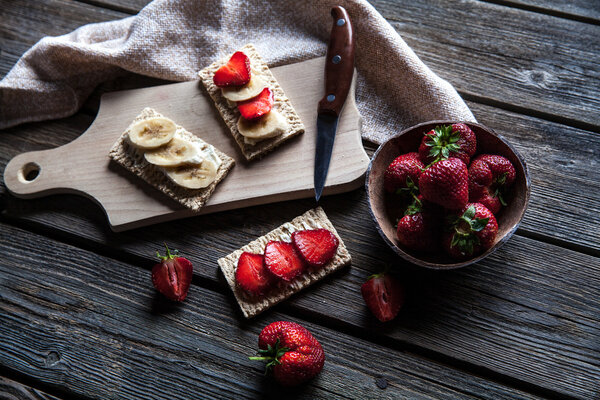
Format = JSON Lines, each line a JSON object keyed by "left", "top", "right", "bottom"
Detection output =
{"left": 1, "top": 0, "right": 599, "bottom": 399}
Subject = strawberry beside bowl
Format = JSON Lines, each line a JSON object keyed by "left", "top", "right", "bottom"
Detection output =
{"left": 365, "top": 121, "right": 530, "bottom": 269}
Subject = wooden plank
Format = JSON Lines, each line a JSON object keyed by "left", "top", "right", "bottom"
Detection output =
{"left": 0, "top": 223, "right": 543, "bottom": 400}
{"left": 370, "top": 0, "right": 600, "bottom": 130}
{"left": 467, "top": 101, "right": 600, "bottom": 252}
{"left": 1, "top": 188, "right": 598, "bottom": 398}
{"left": 0, "top": 0, "right": 126, "bottom": 77}
{"left": 2, "top": 99, "right": 598, "bottom": 251}
{"left": 2, "top": 0, "right": 600, "bottom": 132}
{"left": 0, "top": 376, "right": 61, "bottom": 400}
{"left": 3, "top": 59, "right": 368, "bottom": 231}
{"left": 486, "top": 0, "right": 600, "bottom": 23}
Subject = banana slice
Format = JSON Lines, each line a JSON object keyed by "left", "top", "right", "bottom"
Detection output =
{"left": 164, "top": 158, "right": 219, "bottom": 189}
{"left": 128, "top": 117, "right": 177, "bottom": 150}
{"left": 221, "top": 74, "right": 267, "bottom": 102}
{"left": 144, "top": 137, "right": 202, "bottom": 167}
{"left": 237, "top": 109, "right": 288, "bottom": 141}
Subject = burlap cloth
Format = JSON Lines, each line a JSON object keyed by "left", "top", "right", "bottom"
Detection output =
{"left": 0, "top": 0, "right": 474, "bottom": 144}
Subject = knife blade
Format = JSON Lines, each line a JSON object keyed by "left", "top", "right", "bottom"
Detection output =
{"left": 314, "top": 5, "right": 355, "bottom": 201}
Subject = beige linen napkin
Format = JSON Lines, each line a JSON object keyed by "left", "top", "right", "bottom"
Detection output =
{"left": 0, "top": 0, "right": 475, "bottom": 144}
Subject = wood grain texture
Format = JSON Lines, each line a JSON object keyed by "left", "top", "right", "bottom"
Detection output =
{"left": 371, "top": 0, "right": 600, "bottom": 130}
{"left": 1, "top": 190, "right": 598, "bottom": 398}
{"left": 0, "top": 376, "right": 61, "bottom": 400}
{"left": 484, "top": 0, "right": 600, "bottom": 23}
{"left": 2, "top": 99, "right": 597, "bottom": 252}
{"left": 0, "top": 0, "right": 127, "bottom": 77}
{"left": 0, "top": 223, "right": 544, "bottom": 400}
{"left": 3, "top": 58, "right": 368, "bottom": 231}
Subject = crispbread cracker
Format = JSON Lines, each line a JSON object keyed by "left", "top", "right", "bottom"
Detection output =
{"left": 108, "top": 107, "right": 235, "bottom": 211}
{"left": 199, "top": 43, "right": 305, "bottom": 161}
{"left": 218, "top": 207, "right": 351, "bottom": 318}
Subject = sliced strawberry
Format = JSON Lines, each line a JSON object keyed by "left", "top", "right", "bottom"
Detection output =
{"left": 237, "top": 87, "right": 274, "bottom": 120}
{"left": 213, "top": 51, "right": 251, "bottom": 87}
{"left": 291, "top": 229, "right": 339, "bottom": 267}
{"left": 235, "top": 252, "right": 274, "bottom": 296}
{"left": 264, "top": 241, "right": 305, "bottom": 281}
{"left": 361, "top": 271, "right": 404, "bottom": 322}
{"left": 151, "top": 244, "right": 193, "bottom": 302}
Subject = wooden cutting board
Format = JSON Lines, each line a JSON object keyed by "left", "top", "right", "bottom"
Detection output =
{"left": 3, "top": 57, "right": 369, "bottom": 232}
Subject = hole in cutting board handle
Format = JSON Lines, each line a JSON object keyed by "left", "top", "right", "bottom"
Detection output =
{"left": 18, "top": 162, "right": 41, "bottom": 183}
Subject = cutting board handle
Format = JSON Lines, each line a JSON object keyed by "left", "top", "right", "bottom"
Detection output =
{"left": 4, "top": 145, "right": 80, "bottom": 199}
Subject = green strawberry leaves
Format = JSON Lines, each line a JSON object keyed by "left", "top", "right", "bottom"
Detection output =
{"left": 426, "top": 125, "right": 461, "bottom": 163}
{"left": 156, "top": 242, "right": 178, "bottom": 261}
{"left": 493, "top": 172, "right": 509, "bottom": 206}
{"left": 249, "top": 338, "right": 290, "bottom": 374}
{"left": 448, "top": 205, "right": 490, "bottom": 255}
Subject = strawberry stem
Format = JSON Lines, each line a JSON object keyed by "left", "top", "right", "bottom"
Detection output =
{"left": 249, "top": 339, "right": 289, "bottom": 374}
{"left": 156, "top": 242, "right": 177, "bottom": 261}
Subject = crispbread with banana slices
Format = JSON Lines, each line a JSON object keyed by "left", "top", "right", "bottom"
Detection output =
{"left": 199, "top": 43, "right": 305, "bottom": 161}
{"left": 108, "top": 107, "right": 235, "bottom": 211}
{"left": 218, "top": 207, "right": 352, "bottom": 318}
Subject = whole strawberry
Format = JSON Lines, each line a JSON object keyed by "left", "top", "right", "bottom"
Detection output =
{"left": 468, "top": 154, "right": 516, "bottom": 214}
{"left": 396, "top": 195, "right": 439, "bottom": 252}
{"left": 250, "top": 321, "right": 325, "bottom": 386}
{"left": 361, "top": 271, "right": 404, "bottom": 322}
{"left": 443, "top": 203, "right": 498, "bottom": 258}
{"left": 151, "top": 243, "right": 193, "bottom": 301}
{"left": 383, "top": 152, "right": 424, "bottom": 194}
{"left": 418, "top": 123, "right": 476, "bottom": 165}
{"left": 419, "top": 157, "right": 469, "bottom": 210}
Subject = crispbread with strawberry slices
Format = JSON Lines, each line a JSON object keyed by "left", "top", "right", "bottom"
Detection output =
{"left": 108, "top": 107, "right": 235, "bottom": 211}
{"left": 198, "top": 43, "right": 305, "bottom": 161}
{"left": 217, "top": 207, "right": 352, "bottom": 318}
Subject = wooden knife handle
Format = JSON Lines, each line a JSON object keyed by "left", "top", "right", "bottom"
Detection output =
{"left": 317, "top": 6, "right": 355, "bottom": 117}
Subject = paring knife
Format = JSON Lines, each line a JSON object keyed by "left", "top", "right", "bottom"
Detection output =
{"left": 314, "top": 5, "right": 356, "bottom": 201}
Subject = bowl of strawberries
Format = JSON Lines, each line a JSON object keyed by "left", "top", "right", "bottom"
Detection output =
{"left": 366, "top": 121, "right": 530, "bottom": 269}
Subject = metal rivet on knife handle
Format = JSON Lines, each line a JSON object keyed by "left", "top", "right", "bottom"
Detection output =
{"left": 317, "top": 6, "right": 355, "bottom": 117}
{"left": 327, "top": 94, "right": 336, "bottom": 102}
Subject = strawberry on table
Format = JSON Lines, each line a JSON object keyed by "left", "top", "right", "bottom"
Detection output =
{"left": 151, "top": 243, "right": 193, "bottom": 302}
{"left": 213, "top": 51, "right": 251, "bottom": 87}
{"left": 419, "top": 157, "right": 469, "bottom": 210}
{"left": 291, "top": 229, "right": 339, "bottom": 268}
{"left": 235, "top": 252, "right": 275, "bottom": 296}
{"left": 468, "top": 154, "right": 516, "bottom": 214}
{"left": 264, "top": 241, "right": 306, "bottom": 281}
{"left": 249, "top": 321, "right": 325, "bottom": 386}
{"left": 443, "top": 202, "right": 498, "bottom": 258}
{"left": 237, "top": 87, "right": 274, "bottom": 120}
{"left": 383, "top": 152, "right": 424, "bottom": 194}
{"left": 361, "top": 270, "right": 404, "bottom": 322}
{"left": 418, "top": 123, "right": 476, "bottom": 165}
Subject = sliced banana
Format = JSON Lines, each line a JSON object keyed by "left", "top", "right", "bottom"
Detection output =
{"left": 164, "top": 158, "right": 219, "bottom": 189}
{"left": 128, "top": 117, "right": 177, "bottom": 150}
{"left": 144, "top": 137, "right": 202, "bottom": 167}
{"left": 237, "top": 109, "right": 288, "bottom": 141}
{"left": 221, "top": 74, "right": 267, "bottom": 102}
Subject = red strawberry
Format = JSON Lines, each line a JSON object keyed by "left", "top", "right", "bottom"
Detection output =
{"left": 443, "top": 203, "right": 498, "bottom": 258}
{"left": 383, "top": 152, "right": 424, "bottom": 194}
{"left": 237, "top": 87, "right": 274, "bottom": 120}
{"left": 213, "top": 51, "right": 251, "bottom": 87}
{"left": 361, "top": 271, "right": 404, "bottom": 322}
{"left": 291, "top": 229, "right": 339, "bottom": 267}
{"left": 249, "top": 321, "right": 325, "bottom": 386}
{"left": 264, "top": 241, "right": 305, "bottom": 281}
{"left": 418, "top": 124, "right": 476, "bottom": 165}
{"left": 419, "top": 157, "right": 469, "bottom": 210}
{"left": 151, "top": 243, "right": 193, "bottom": 301}
{"left": 235, "top": 252, "right": 275, "bottom": 296}
{"left": 468, "top": 154, "right": 516, "bottom": 214}
{"left": 396, "top": 197, "right": 439, "bottom": 252}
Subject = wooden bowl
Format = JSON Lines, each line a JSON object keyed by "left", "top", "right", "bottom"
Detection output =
{"left": 365, "top": 121, "right": 530, "bottom": 269}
